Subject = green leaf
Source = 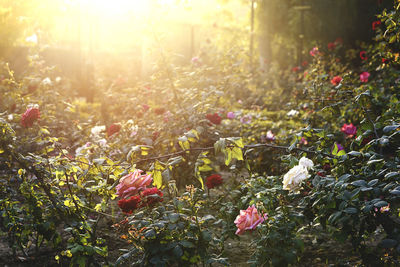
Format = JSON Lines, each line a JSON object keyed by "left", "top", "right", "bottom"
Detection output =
{"left": 343, "top": 207, "right": 358, "bottom": 214}
{"left": 351, "top": 180, "right": 367, "bottom": 187}
{"left": 180, "top": 240, "right": 195, "bottom": 248}
{"left": 383, "top": 125, "right": 400, "bottom": 133}
{"left": 328, "top": 211, "right": 342, "bottom": 223}
{"left": 374, "top": 201, "right": 389, "bottom": 208}
{"left": 368, "top": 179, "right": 379, "bottom": 187}
{"left": 169, "top": 213, "right": 180, "bottom": 223}
{"left": 385, "top": 172, "right": 398, "bottom": 179}
{"left": 173, "top": 246, "right": 183, "bottom": 258}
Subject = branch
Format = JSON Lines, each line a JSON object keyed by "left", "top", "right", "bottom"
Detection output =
{"left": 134, "top": 142, "right": 334, "bottom": 164}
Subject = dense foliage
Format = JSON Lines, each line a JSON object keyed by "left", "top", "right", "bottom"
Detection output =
{"left": 1, "top": 1, "right": 400, "bottom": 266}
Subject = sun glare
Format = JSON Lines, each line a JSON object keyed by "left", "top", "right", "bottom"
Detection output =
{"left": 80, "top": 0, "right": 151, "bottom": 16}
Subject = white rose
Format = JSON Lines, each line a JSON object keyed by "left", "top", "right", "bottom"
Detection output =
{"left": 287, "top": 109, "right": 299, "bottom": 117}
{"left": 282, "top": 165, "right": 309, "bottom": 192}
{"left": 41, "top": 77, "right": 52, "bottom": 86}
{"left": 90, "top": 125, "right": 106, "bottom": 136}
{"left": 299, "top": 157, "right": 314, "bottom": 169}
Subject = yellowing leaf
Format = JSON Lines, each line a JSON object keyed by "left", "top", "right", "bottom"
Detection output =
{"left": 152, "top": 161, "right": 165, "bottom": 188}
{"left": 198, "top": 165, "right": 213, "bottom": 172}
{"left": 153, "top": 171, "right": 162, "bottom": 188}
{"left": 224, "top": 149, "right": 232, "bottom": 166}
{"left": 94, "top": 203, "right": 102, "bottom": 212}
{"left": 231, "top": 147, "right": 243, "bottom": 161}
{"left": 179, "top": 140, "right": 190, "bottom": 150}
{"left": 233, "top": 138, "right": 244, "bottom": 148}
{"left": 64, "top": 200, "right": 72, "bottom": 207}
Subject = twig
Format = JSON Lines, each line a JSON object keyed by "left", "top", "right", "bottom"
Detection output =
{"left": 65, "top": 172, "right": 85, "bottom": 221}
{"left": 134, "top": 142, "right": 334, "bottom": 165}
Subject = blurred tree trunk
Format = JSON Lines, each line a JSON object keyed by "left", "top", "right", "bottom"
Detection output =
{"left": 257, "top": 0, "right": 392, "bottom": 68}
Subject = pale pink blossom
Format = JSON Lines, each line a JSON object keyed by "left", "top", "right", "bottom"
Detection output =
{"left": 234, "top": 205, "right": 267, "bottom": 235}
{"left": 116, "top": 169, "right": 153, "bottom": 198}
{"left": 227, "top": 111, "right": 236, "bottom": 119}
{"left": 240, "top": 115, "right": 252, "bottom": 124}
{"left": 266, "top": 130, "right": 275, "bottom": 141}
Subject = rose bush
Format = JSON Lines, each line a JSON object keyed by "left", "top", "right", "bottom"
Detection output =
{"left": 1, "top": 2, "right": 400, "bottom": 266}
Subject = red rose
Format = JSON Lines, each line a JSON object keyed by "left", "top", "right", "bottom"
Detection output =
{"left": 302, "top": 60, "right": 308, "bottom": 67}
{"left": 141, "top": 187, "right": 163, "bottom": 206}
{"left": 372, "top": 20, "right": 381, "bottom": 31}
{"left": 107, "top": 123, "right": 121, "bottom": 137}
{"left": 341, "top": 123, "right": 357, "bottom": 137}
{"left": 335, "top": 37, "right": 343, "bottom": 45}
{"left": 118, "top": 196, "right": 142, "bottom": 214}
{"left": 206, "top": 113, "right": 222, "bottom": 125}
{"left": 327, "top": 42, "right": 336, "bottom": 50}
{"left": 292, "top": 66, "right": 300, "bottom": 72}
{"left": 360, "top": 51, "right": 368, "bottom": 61}
{"left": 205, "top": 174, "right": 223, "bottom": 189}
{"left": 21, "top": 107, "right": 40, "bottom": 127}
{"left": 330, "top": 76, "right": 342, "bottom": 86}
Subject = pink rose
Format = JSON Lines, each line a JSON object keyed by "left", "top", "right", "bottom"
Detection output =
{"left": 234, "top": 205, "right": 267, "bottom": 235}
{"left": 142, "top": 104, "right": 150, "bottom": 112}
{"left": 341, "top": 123, "right": 357, "bottom": 137}
{"left": 360, "top": 72, "right": 370, "bottom": 83}
{"left": 309, "top": 47, "right": 319, "bottom": 57}
{"left": 116, "top": 169, "right": 153, "bottom": 199}
{"left": 21, "top": 107, "right": 40, "bottom": 128}
{"left": 227, "top": 111, "right": 236, "bottom": 119}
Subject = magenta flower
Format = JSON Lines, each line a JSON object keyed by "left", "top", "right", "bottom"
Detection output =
{"left": 227, "top": 111, "right": 236, "bottom": 119}
{"left": 116, "top": 169, "right": 153, "bottom": 199}
{"left": 234, "top": 205, "right": 267, "bottom": 235}
{"left": 360, "top": 72, "right": 370, "bottom": 83}
{"left": 341, "top": 123, "right": 357, "bottom": 137}
{"left": 333, "top": 143, "right": 344, "bottom": 153}
{"left": 300, "top": 137, "right": 308, "bottom": 145}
